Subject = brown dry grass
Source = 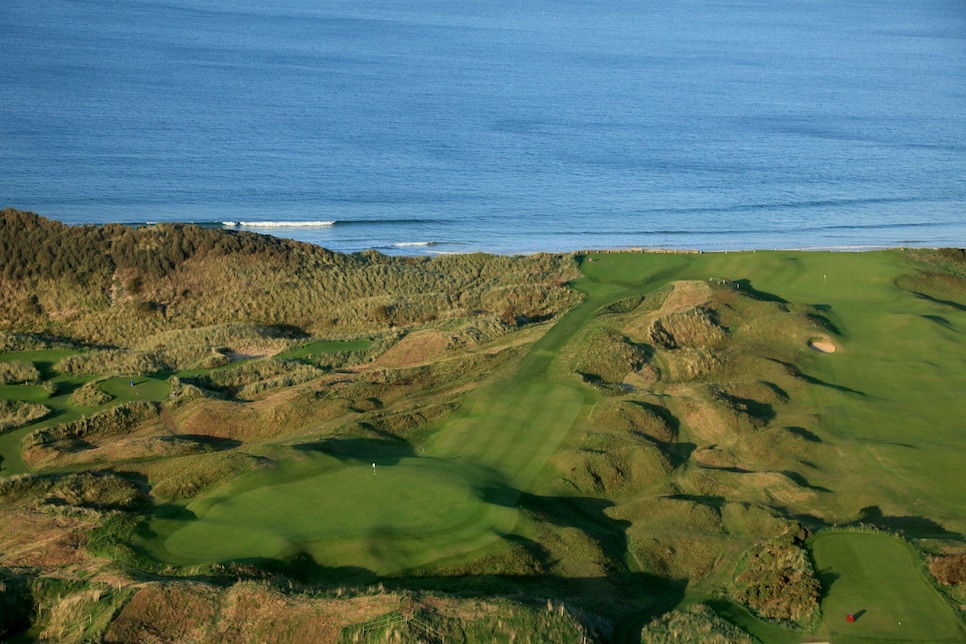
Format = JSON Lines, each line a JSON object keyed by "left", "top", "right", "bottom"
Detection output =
{"left": 176, "top": 400, "right": 260, "bottom": 440}
{"left": 104, "top": 584, "right": 219, "bottom": 644}
{"left": 368, "top": 330, "right": 451, "bottom": 369}
{"left": 0, "top": 503, "right": 98, "bottom": 570}
{"left": 622, "top": 280, "right": 713, "bottom": 342}
{"left": 211, "top": 584, "right": 399, "bottom": 644}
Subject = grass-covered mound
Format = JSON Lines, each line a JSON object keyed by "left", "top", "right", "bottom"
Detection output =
{"left": 0, "top": 399, "right": 50, "bottom": 432}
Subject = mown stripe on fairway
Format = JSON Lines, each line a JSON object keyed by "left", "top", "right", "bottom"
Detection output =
{"left": 810, "top": 531, "right": 965, "bottom": 642}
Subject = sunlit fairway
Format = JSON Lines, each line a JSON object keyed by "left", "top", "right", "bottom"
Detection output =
{"left": 811, "top": 532, "right": 965, "bottom": 642}
{"left": 140, "top": 249, "right": 966, "bottom": 585}
{"left": 145, "top": 345, "right": 587, "bottom": 573}
{"left": 153, "top": 455, "right": 510, "bottom": 571}
{"left": 8, "top": 248, "right": 966, "bottom": 644}
{"left": 276, "top": 338, "right": 373, "bottom": 360}
{"left": 99, "top": 375, "right": 170, "bottom": 403}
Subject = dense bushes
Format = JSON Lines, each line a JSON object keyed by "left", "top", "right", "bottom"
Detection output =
{"left": 187, "top": 359, "right": 325, "bottom": 399}
{"left": 0, "top": 399, "right": 51, "bottom": 432}
{"left": 929, "top": 553, "right": 966, "bottom": 586}
{"left": 640, "top": 604, "right": 756, "bottom": 643}
{"left": 22, "top": 401, "right": 159, "bottom": 449}
{"left": 68, "top": 381, "right": 114, "bottom": 407}
{"left": 56, "top": 324, "right": 303, "bottom": 375}
{"left": 0, "top": 360, "right": 41, "bottom": 384}
{"left": 1, "top": 210, "right": 582, "bottom": 343}
{"left": 731, "top": 530, "right": 821, "bottom": 627}
{"left": 0, "top": 471, "right": 145, "bottom": 510}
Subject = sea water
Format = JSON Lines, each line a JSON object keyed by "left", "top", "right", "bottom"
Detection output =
{"left": 1, "top": 0, "right": 965, "bottom": 255}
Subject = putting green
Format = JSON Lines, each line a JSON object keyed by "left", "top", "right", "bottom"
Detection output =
{"left": 0, "top": 384, "right": 50, "bottom": 403}
{"left": 146, "top": 376, "right": 585, "bottom": 573}
{"left": 810, "top": 532, "right": 965, "bottom": 642}
{"left": 159, "top": 456, "right": 500, "bottom": 564}
{"left": 100, "top": 376, "right": 170, "bottom": 403}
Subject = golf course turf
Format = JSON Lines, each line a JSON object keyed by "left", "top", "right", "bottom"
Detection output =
{"left": 4, "top": 248, "right": 966, "bottom": 641}
{"left": 811, "top": 531, "right": 964, "bottom": 642}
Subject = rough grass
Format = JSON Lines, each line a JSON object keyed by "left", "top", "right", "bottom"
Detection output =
{"left": 5, "top": 246, "right": 966, "bottom": 641}
{"left": 0, "top": 360, "right": 41, "bottom": 384}
{"left": 0, "top": 399, "right": 50, "bottom": 432}
{"left": 68, "top": 380, "right": 114, "bottom": 408}
{"left": 640, "top": 603, "right": 758, "bottom": 643}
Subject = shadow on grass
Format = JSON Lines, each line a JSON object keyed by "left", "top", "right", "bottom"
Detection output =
{"left": 920, "top": 314, "right": 954, "bottom": 329}
{"left": 781, "top": 470, "right": 833, "bottom": 493}
{"left": 785, "top": 426, "right": 822, "bottom": 443}
{"left": 247, "top": 552, "right": 378, "bottom": 585}
{"left": 715, "top": 391, "right": 776, "bottom": 425}
{"left": 856, "top": 506, "right": 963, "bottom": 541}
{"left": 731, "top": 279, "right": 789, "bottom": 304}
{"left": 656, "top": 440, "right": 696, "bottom": 468}
{"left": 294, "top": 436, "right": 416, "bottom": 465}
{"left": 807, "top": 309, "right": 843, "bottom": 336}
{"left": 663, "top": 493, "right": 726, "bottom": 509}
{"left": 157, "top": 475, "right": 684, "bottom": 631}
{"left": 767, "top": 359, "right": 867, "bottom": 396}
{"left": 815, "top": 568, "right": 841, "bottom": 600}
{"left": 911, "top": 291, "right": 966, "bottom": 313}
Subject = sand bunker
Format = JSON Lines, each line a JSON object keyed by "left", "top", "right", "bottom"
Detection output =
{"left": 808, "top": 338, "right": 836, "bottom": 353}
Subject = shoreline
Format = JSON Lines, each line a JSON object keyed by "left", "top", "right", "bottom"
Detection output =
{"left": 8, "top": 210, "right": 964, "bottom": 257}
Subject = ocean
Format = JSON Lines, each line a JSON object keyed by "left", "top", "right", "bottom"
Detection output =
{"left": 2, "top": 0, "right": 965, "bottom": 255}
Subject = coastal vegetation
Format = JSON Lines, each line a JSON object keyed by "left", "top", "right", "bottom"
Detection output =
{"left": 1, "top": 210, "right": 965, "bottom": 642}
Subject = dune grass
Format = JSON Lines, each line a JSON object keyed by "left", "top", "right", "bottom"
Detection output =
{"left": 138, "top": 250, "right": 966, "bottom": 597}
{"left": 6, "top": 248, "right": 966, "bottom": 641}
{"left": 810, "top": 531, "right": 965, "bottom": 642}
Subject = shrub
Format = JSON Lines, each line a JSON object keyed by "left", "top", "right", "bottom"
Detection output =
{"left": 188, "top": 359, "right": 325, "bottom": 399}
{"left": 640, "top": 603, "right": 757, "bottom": 643}
{"left": 0, "top": 360, "right": 41, "bottom": 384}
{"left": 22, "top": 401, "right": 159, "bottom": 449}
{"left": 929, "top": 554, "right": 966, "bottom": 586}
{"left": 730, "top": 530, "right": 820, "bottom": 627}
{"left": 0, "top": 399, "right": 50, "bottom": 432}
{"left": 68, "top": 381, "right": 114, "bottom": 407}
{"left": 649, "top": 305, "right": 727, "bottom": 350}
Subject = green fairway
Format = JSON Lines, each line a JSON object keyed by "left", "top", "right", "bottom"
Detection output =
{"left": 100, "top": 376, "right": 170, "bottom": 403}
{"left": 146, "top": 365, "right": 585, "bottom": 573}
{"left": 157, "top": 455, "right": 497, "bottom": 565}
{"left": 810, "top": 531, "right": 965, "bottom": 642}
{"left": 139, "top": 249, "right": 966, "bottom": 584}
{"left": 276, "top": 338, "right": 372, "bottom": 360}
{"left": 0, "top": 384, "right": 51, "bottom": 403}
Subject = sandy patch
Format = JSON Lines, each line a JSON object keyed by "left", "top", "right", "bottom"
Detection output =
{"left": 225, "top": 345, "right": 279, "bottom": 361}
{"left": 370, "top": 331, "right": 450, "bottom": 369}
{"left": 808, "top": 337, "right": 836, "bottom": 353}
